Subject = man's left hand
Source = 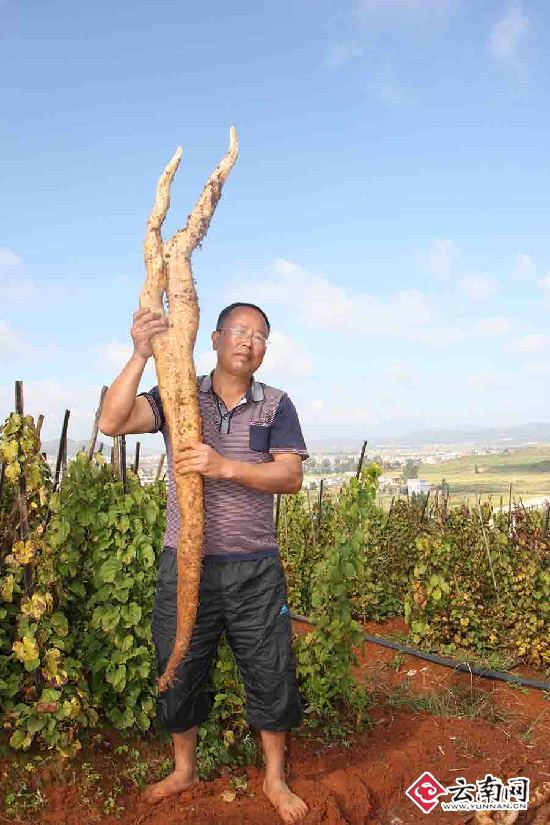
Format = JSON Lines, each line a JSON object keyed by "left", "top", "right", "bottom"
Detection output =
{"left": 174, "top": 443, "right": 229, "bottom": 480}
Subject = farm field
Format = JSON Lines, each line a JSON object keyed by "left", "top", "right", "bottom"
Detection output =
{"left": 2, "top": 413, "right": 549, "bottom": 825}
{"left": 1, "top": 615, "right": 548, "bottom": 825}
{"left": 418, "top": 445, "right": 550, "bottom": 502}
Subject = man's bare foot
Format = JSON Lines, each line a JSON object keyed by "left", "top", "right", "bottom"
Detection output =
{"left": 143, "top": 768, "right": 199, "bottom": 804}
{"left": 263, "top": 777, "right": 308, "bottom": 823}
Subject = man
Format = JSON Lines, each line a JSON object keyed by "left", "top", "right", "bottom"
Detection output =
{"left": 98, "top": 302, "right": 309, "bottom": 824}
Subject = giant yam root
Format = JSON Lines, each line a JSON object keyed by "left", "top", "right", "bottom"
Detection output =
{"left": 140, "top": 128, "right": 239, "bottom": 691}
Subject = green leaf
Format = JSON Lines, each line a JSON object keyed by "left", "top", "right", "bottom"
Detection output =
{"left": 121, "top": 603, "right": 142, "bottom": 626}
{"left": 98, "top": 556, "right": 123, "bottom": 584}
{"left": 141, "top": 545, "right": 155, "bottom": 568}
{"left": 143, "top": 502, "right": 158, "bottom": 526}
{"left": 101, "top": 607, "right": 121, "bottom": 633}
{"left": 50, "top": 613, "right": 69, "bottom": 637}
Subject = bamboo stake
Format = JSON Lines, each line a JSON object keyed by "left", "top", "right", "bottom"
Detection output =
{"left": 141, "top": 129, "right": 239, "bottom": 689}
{"left": 61, "top": 432, "right": 68, "bottom": 480}
{"left": 15, "top": 382, "right": 32, "bottom": 594}
{"left": 356, "top": 440, "right": 367, "bottom": 478}
{"left": 120, "top": 435, "right": 127, "bottom": 493}
{"left": 112, "top": 436, "right": 121, "bottom": 480}
{"left": 133, "top": 441, "right": 141, "bottom": 475}
{"left": 317, "top": 478, "right": 324, "bottom": 534}
{"left": 476, "top": 499, "right": 500, "bottom": 600}
{"left": 274, "top": 493, "right": 281, "bottom": 532}
{"left": 36, "top": 414, "right": 44, "bottom": 442}
{"left": 53, "top": 411, "right": 70, "bottom": 494}
{"left": 155, "top": 453, "right": 165, "bottom": 482}
{"left": 87, "top": 386, "right": 108, "bottom": 460}
{"left": 421, "top": 489, "right": 431, "bottom": 521}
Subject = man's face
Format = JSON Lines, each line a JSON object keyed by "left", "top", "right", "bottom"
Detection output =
{"left": 212, "top": 307, "right": 268, "bottom": 377}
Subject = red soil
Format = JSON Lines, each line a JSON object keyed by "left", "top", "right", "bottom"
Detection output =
{"left": 2, "top": 617, "right": 548, "bottom": 825}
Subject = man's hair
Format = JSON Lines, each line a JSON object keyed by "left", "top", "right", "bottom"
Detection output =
{"left": 215, "top": 302, "right": 271, "bottom": 336}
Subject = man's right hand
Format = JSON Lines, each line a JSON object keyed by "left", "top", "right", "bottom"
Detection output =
{"left": 131, "top": 308, "right": 169, "bottom": 359}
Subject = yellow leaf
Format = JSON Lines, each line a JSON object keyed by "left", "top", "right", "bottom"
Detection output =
{"left": 21, "top": 592, "right": 49, "bottom": 620}
{"left": 221, "top": 791, "right": 237, "bottom": 803}
{"left": 12, "top": 636, "right": 39, "bottom": 665}
{"left": 13, "top": 540, "right": 36, "bottom": 565}
{"left": 1, "top": 574, "right": 15, "bottom": 603}
{"left": 1, "top": 440, "right": 18, "bottom": 463}
{"left": 5, "top": 461, "right": 21, "bottom": 482}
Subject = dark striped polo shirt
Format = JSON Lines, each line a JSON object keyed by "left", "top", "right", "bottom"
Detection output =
{"left": 138, "top": 371, "right": 309, "bottom": 560}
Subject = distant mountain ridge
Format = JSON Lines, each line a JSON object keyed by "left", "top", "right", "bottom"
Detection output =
{"left": 40, "top": 436, "right": 162, "bottom": 458}
{"left": 390, "top": 422, "right": 550, "bottom": 446}
{"left": 40, "top": 423, "right": 550, "bottom": 459}
{"left": 303, "top": 423, "right": 550, "bottom": 452}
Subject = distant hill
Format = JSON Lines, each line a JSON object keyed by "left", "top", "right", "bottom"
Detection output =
{"left": 306, "top": 423, "right": 550, "bottom": 452}
{"left": 40, "top": 436, "right": 163, "bottom": 458}
{"left": 390, "top": 423, "right": 550, "bottom": 447}
{"left": 38, "top": 423, "right": 550, "bottom": 459}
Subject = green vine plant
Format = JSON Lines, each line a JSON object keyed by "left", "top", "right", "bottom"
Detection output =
{"left": 294, "top": 465, "right": 380, "bottom": 738}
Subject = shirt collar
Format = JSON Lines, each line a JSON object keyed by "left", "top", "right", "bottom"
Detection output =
{"left": 199, "top": 369, "right": 264, "bottom": 402}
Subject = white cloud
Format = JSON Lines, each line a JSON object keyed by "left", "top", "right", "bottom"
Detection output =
{"left": 513, "top": 252, "right": 537, "bottom": 280}
{"left": 1, "top": 279, "right": 36, "bottom": 303}
{"left": 233, "top": 258, "right": 432, "bottom": 339}
{"left": 0, "top": 380, "right": 105, "bottom": 441}
{"left": 0, "top": 320, "right": 32, "bottom": 359}
{"left": 489, "top": 4, "right": 529, "bottom": 65}
{"left": 385, "top": 360, "right": 416, "bottom": 383}
{"left": 423, "top": 238, "right": 458, "bottom": 279}
{"left": 524, "top": 361, "right": 550, "bottom": 376}
{"left": 325, "top": 42, "right": 362, "bottom": 69}
{"left": 194, "top": 349, "right": 216, "bottom": 376}
{"left": 300, "top": 388, "right": 380, "bottom": 428}
{"left": 256, "top": 331, "right": 312, "bottom": 381}
{"left": 94, "top": 342, "right": 157, "bottom": 385}
{"left": 195, "top": 331, "right": 312, "bottom": 383}
{"left": 474, "top": 316, "right": 511, "bottom": 337}
{"left": 0, "top": 247, "right": 36, "bottom": 304}
{"left": 458, "top": 274, "right": 497, "bottom": 300}
{"left": 410, "top": 324, "right": 465, "bottom": 346}
{"left": 512, "top": 334, "right": 550, "bottom": 354}
{"left": 0, "top": 247, "right": 22, "bottom": 275}
{"left": 468, "top": 373, "right": 505, "bottom": 391}
{"left": 229, "top": 258, "right": 518, "bottom": 350}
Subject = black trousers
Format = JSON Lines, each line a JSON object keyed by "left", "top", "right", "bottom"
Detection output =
{"left": 151, "top": 548, "right": 304, "bottom": 733}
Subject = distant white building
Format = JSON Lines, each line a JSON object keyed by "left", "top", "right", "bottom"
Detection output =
{"left": 407, "top": 479, "right": 431, "bottom": 495}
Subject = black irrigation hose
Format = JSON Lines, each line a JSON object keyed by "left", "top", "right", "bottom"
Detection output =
{"left": 290, "top": 612, "right": 550, "bottom": 692}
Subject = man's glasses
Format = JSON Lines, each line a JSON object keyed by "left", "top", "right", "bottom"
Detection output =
{"left": 216, "top": 326, "right": 269, "bottom": 347}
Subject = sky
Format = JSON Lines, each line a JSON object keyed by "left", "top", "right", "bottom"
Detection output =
{"left": 1, "top": 0, "right": 550, "bottom": 449}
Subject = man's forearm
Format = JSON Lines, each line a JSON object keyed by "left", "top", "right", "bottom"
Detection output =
{"left": 223, "top": 458, "right": 302, "bottom": 494}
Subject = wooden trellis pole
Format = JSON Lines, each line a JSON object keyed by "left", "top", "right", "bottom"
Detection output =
{"left": 87, "top": 386, "right": 108, "bottom": 460}
{"left": 15, "top": 382, "right": 32, "bottom": 594}
{"left": 141, "top": 129, "right": 239, "bottom": 690}
{"left": 133, "top": 441, "right": 141, "bottom": 475}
